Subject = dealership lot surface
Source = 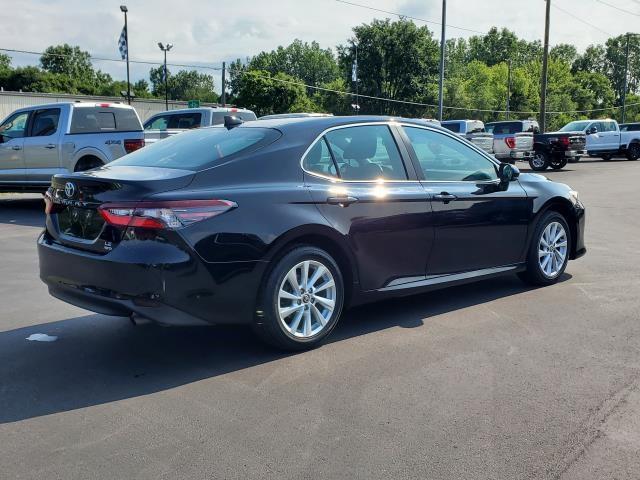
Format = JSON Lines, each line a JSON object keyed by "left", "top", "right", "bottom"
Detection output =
{"left": 1, "top": 159, "right": 639, "bottom": 479}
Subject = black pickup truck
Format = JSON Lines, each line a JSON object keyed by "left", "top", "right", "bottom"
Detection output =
{"left": 531, "top": 130, "right": 587, "bottom": 171}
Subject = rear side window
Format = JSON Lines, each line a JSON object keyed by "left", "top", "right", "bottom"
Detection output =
{"left": 110, "top": 127, "right": 280, "bottom": 170}
{"left": 30, "top": 108, "right": 60, "bottom": 137}
{"left": 70, "top": 107, "right": 141, "bottom": 134}
{"left": 322, "top": 125, "right": 407, "bottom": 181}
{"left": 442, "top": 122, "right": 461, "bottom": 133}
{"left": 303, "top": 138, "right": 338, "bottom": 178}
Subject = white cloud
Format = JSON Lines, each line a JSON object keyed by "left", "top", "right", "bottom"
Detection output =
{"left": 0, "top": 0, "right": 635, "bottom": 90}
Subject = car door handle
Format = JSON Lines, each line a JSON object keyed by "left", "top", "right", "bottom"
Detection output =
{"left": 327, "top": 195, "right": 359, "bottom": 206}
{"left": 11, "top": 145, "right": 22, "bottom": 151}
{"left": 44, "top": 144, "right": 56, "bottom": 149}
{"left": 433, "top": 192, "right": 457, "bottom": 203}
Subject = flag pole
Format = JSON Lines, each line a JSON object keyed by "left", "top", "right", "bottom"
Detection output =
{"left": 120, "top": 5, "right": 131, "bottom": 105}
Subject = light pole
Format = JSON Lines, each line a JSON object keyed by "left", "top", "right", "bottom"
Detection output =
{"left": 438, "top": 0, "right": 446, "bottom": 121}
{"left": 158, "top": 42, "right": 173, "bottom": 110}
{"left": 120, "top": 5, "right": 131, "bottom": 104}
{"left": 540, "top": 0, "right": 551, "bottom": 132}
{"left": 506, "top": 60, "right": 512, "bottom": 120}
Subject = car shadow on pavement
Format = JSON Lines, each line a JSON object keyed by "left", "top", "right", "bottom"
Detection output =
{"left": 0, "top": 196, "right": 45, "bottom": 228}
{"left": 0, "top": 273, "right": 569, "bottom": 424}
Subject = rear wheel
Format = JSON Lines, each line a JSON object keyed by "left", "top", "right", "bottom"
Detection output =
{"left": 626, "top": 143, "right": 640, "bottom": 161}
{"left": 549, "top": 156, "right": 568, "bottom": 170}
{"left": 253, "top": 246, "right": 344, "bottom": 350}
{"left": 74, "top": 156, "right": 104, "bottom": 172}
{"left": 518, "top": 211, "right": 571, "bottom": 286}
{"left": 529, "top": 151, "right": 549, "bottom": 171}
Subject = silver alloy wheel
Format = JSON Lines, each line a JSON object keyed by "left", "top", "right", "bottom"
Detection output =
{"left": 277, "top": 260, "right": 337, "bottom": 338}
{"left": 532, "top": 153, "right": 546, "bottom": 169}
{"left": 538, "top": 221, "right": 568, "bottom": 278}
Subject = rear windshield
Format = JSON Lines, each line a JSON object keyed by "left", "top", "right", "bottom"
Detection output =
{"left": 560, "top": 121, "right": 590, "bottom": 132}
{"left": 70, "top": 107, "right": 142, "bottom": 134}
{"left": 442, "top": 122, "right": 460, "bottom": 133}
{"left": 486, "top": 122, "right": 523, "bottom": 134}
{"left": 210, "top": 111, "right": 257, "bottom": 125}
{"left": 110, "top": 126, "right": 280, "bottom": 170}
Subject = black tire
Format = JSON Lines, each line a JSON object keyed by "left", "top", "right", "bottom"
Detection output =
{"left": 529, "top": 151, "right": 549, "bottom": 171}
{"left": 626, "top": 143, "right": 640, "bottom": 161}
{"left": 549, "top": 156, "right": 568, "bottom": 170}
{"left": 518, "top": 211, "right": 571, "bottom": 286}
{"left": 253, "top": 246, "right": 344, "bottom": 351}
{"left": 601, "top": 153, "right": 612, "bottom": 161}
{"left": 74, "top": 156, "right": 104, "bottom": 172}
{"left": 568, "top": 156, "right": 581, "bottom": 163}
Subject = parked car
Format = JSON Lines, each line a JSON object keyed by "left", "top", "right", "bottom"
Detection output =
{"left": 39, "top": 116, "right": 586, "bottom": 350}
{"left": 0, "top": 102, "right": 144, "bottom": 192}
{"left": 530, "top": 128, "right": 587, "bottom": 171}
{"left": 259, "top": 113, "right": 333, "bottom": 120}
{"left": 485, "top": 120, "right": 536, "bottom": 163}
{"left": 143, "top": 107, "right": 257, "bottom": 145}
{"left": 441, "top": 119, "right": 494, "bottom": 154}
{"left": 559, "top": 119, "right": 640, "bottom": 161}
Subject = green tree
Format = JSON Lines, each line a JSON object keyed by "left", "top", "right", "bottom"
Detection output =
{"left": 337, "top": 18, "right": 440, "bottom": 116}
{"left": 249, "top": 39, "right": 339, "bottom": 87}
{"left": 235, "top": 70, "right": 316, "bottom": 116}
{"left": 40, "top": 44, "right": 94, "bottom": 79}
{"left": 550, "top": 44, "right": 578, "bottom": 65}
{"left": 149, "top": 67, "right": 218, "bottom": 102}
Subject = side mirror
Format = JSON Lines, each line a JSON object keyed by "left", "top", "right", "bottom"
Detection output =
{"left": 224, "top": 115, "right": 243, "bottom": 130}
{"left": 587, "top": 126, "right": 598, "bottom": 135}
{"left": 499, "top": 162, "right": 519, "bottom": 183}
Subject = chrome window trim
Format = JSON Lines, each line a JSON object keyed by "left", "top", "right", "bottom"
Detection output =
{"left": 300, "top": 121, "right": 421, "bottom": 184}
{"left": 398, "top": 122, "right": 502, "bottom": 184}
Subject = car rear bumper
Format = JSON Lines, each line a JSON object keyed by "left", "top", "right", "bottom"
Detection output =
{"left": 38, "top": 232, "right": 267, "bottom": 326}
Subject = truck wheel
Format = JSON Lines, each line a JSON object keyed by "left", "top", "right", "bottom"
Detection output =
{"left": 626, "top": 143, "right": 640, "bottom": 161}
{"left": 529, "top": 152, "right": 549, "bottom": 171}
{"left": 74, "top": 156, "right": 104, "bottom": 172}
{"left": 550, "top": 156, "right": 568, "bottom": 170}
{"left": 601, "top": 153, "right": 612, "bottom": 161}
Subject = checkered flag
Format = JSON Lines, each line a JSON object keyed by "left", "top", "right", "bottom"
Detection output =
{"left": 118, "top": 25, "right": 127, "bottom": 60}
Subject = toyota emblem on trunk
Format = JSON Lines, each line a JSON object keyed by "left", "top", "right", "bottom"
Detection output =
{"left": 64, "top": 182, "right": 76, "bottom": 198}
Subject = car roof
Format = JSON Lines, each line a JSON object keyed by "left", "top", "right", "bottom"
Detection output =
{"left": 13, "top": 101, "right": 134, "bottom": 112}
{"left": 237, "top": 115, "right": 453, "bottom": 135}
{"left": 150, "top": 107, "right": 253, "bottom": 116}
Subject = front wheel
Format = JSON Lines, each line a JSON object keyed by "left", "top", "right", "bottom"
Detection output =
{"left": 626, "top": 143, "right": 640, "bottom": 161}
{"left": 549, "top": 156, "right": 568, "bottom": 170}
{"left": 518, "top": 211, "right": 571, "bottom": 286}
{"left": 601, "top": 153, "right": 612, "bottom": 161}
{"left": 254, "top": 246, "right": 344, "bottom": 351}
{"left": 529, "top": 151, "right": 549, "bottom": 171}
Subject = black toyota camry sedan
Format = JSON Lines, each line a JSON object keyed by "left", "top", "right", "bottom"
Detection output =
{"left": 38, "top": 116, "right": 586, "bottom": 350}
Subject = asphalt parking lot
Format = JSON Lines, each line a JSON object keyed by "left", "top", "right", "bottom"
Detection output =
{"left": 1, "top": 158, "right": 639, "bottom": 480}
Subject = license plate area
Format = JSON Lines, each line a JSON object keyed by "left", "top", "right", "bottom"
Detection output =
{"left": 57, "top": 206, "right": 105, "bottom": 240}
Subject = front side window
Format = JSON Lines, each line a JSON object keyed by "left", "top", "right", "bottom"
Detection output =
{"left": 145, "top": 115, "right": 169, "bottom": 130}
{"left": 324, "top": 125, "right": 407, "bottom": 181}
{"left": 30, "top": 108, "right": 60, "bottom": 137}
{"left": 169, "top": 113, "right": 202, "bottom": 129}
{"left": 604, "top": 121, "right": 617, "bottom": 132}
{"left": 404, "top": 126, "right": 498, "bottom": 182}
{"left": 0, "top": 111, "right": 29, "bottom": 139}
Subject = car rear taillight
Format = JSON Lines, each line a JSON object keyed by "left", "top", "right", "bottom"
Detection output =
{"left": 505, "top": 137, "right": 516, "bottom": 149}
{"left": 124, "top": 139, "right": 145, "bottom": 153}
{"left": 98, "top": 200, "right": 236, "bottom": 229}
{"left": 558, "top": 136, "right": 570, "bottom": 148}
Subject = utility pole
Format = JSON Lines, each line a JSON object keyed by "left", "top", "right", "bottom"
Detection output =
{"left": 438, "top": 0, "right": 447, "bottom": 122}
{"left": 221, "top": 61, "right": 226, "bottom": 107}
{"left": 506, "top": 60, "right": 512, "bottom": 120}
{"left": 622, "top": 33, "right": 630, "bottom": 124}
{"left": 539, "top": 0, "right": 551, "bottom": 132}
{"left": 158, "top": 42, "right": 173, "bottom": 110}
{"left": 120, "top": 5, "right": 131, "bottom": 104}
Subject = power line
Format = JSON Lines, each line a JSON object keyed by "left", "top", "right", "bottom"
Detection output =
{"left": 334, "top": 0, "right": 485, "bottom": 35}
{"left": 0, "top": 47, "right": 222, "bottom": 71}
{"left": 551, "top": 3, "right": 613, "bottom": 37}
{"left": 596, "top": 0, "right": 640, "bottom": 17}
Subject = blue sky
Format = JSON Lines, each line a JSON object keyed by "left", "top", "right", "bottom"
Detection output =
{"left": 0, "top": 0, "right": 636, "bottom": 90}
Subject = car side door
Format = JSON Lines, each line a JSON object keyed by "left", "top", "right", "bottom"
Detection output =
{"left": 400, "top": 125, "right": 530, "bottom": 276}
{"left": 22, "top": 108, "right": 62, "bottom": 183}
{"left": 303, "top": 123, "right": 435, "bottom": 291}
{"left": 0, "top": 110, "right": 29, "bottom": 184}
{"left": 604, "top": 121, "right": 620, "bottom": 150}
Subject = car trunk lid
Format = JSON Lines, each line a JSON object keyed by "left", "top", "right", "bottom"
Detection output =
{"left": 45, "top": 166, "right": 195, "bottom": 254}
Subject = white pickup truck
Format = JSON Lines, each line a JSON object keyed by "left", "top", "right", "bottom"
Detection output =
{"left": 143, "top": 107, "right": 257, "bottom": 145}
{"left": 559, "top": 118, "right": 640, "bottom": 161}
{"left": 0, "top": 102, "right": 144, "bottom": 192}
{"left": 441, "top": 119, "right": 495, "bottom": 154}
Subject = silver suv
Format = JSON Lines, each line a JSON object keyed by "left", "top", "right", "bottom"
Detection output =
{"left": 0, "top": 102, "right": 144, "bottom": 192}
